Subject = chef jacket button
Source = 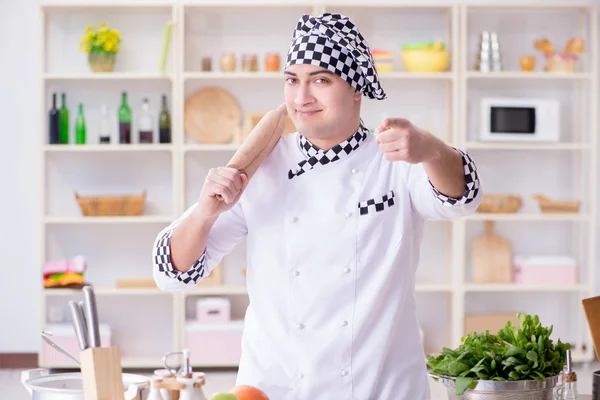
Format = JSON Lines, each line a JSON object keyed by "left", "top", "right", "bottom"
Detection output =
{"left": 293, "top": 270, "right": 300, "bottom": 276}
{"left": 341, "top": 369, "right": 349, "bottom": 377}
{"left": 344, "top": 212, "right": 352, "bottom": 219}
{"left": 343, "top": 267, "right": 351, "bottom": 274}
{"left": 289, "top": 217, "right": 298, "bottom": 223}
{"left": 296, "top": 323, "right": 305, "bottom": 330}
{"left": 351, "top": 168, "right": 358, "bottom": 174}
{"left": 341, "top": 320, "right": 348, "bottom": 327}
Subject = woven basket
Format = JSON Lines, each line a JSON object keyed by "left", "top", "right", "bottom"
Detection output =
{"left": 477, "top": 195, "right": 522, "bottom": 213}
{"left": 75, "top": 191, "right": 146, "bottom": 216}
{"left": 533, "top": 194, "right": 581, "bottom": 214}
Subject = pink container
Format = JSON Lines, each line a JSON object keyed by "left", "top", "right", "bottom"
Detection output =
{"left": 184, "top": 321, "right": 244, "bottom": 365}
{"left": 42, "top": 324, "right": 111, "bottom": 366}
{"left": 513, "top": 256, "right": 578, "bottom": 285}
{"left": 195, "top": 298, "right": 231, "bottom": 323}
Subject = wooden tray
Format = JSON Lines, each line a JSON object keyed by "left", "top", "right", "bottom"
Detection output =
{"left": 532, "top": 194, "right": 581, "bottom": 213}
{"left": 184, "top": 87, "right": 242, "bottom": 144}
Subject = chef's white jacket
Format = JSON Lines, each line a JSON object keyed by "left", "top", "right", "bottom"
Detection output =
{"left": 153, "top": 124, "right": 482, "bottom": 400}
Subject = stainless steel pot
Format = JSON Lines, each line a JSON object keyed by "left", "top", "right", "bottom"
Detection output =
{"left": 21, "top": 368, "right": 150, "bottom": 400}
{"left": 430, "top": 373, "right": 561, "bottom": 400}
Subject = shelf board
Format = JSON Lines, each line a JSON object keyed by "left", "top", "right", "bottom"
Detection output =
{"left": 183, "top": 143, "right": 240, "bottom": 152}
{"left": 184, "top": 71, "right": 453, "bottom": 80}
{"left": 44, "top": 73, "right": 174, "bottom": 81}
{"left": 464, "top": 284, "right": 586, "bottom": 292}
{"left": 184, "top": 285, "right": 248, "bottom": 296}
{"left": 44, "top": 287, "right": 169, "bottom": 296}
{"left": 44, "top": 144, "right": 174, "bottom": 152}
{"left": 39, "top": 356, "right": 164, "bottom": 369}
{"left": 465, "top": 213, "right": 588, "bottom": 221}
{"left": 466, "top": 71, "right": 592, "bottom": 80}
{"left": 44, "top": 216, "right": 174, "bottom": 224}
{"left": 464, "top": 142, "right": 590, "bottom": 151}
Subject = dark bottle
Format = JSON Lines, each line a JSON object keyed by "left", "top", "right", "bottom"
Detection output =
{"left": 159, "top": 94, "right": 171, "bottom": 144}
{"left": 119, "top": 91, "right": 132, "bottom": 144}
{"left": 48, "top": 93, "right": 60, "bottom": 144}
{"left": 75, "top": 103, "right": 86, "bottom": 144}
{"left": 59, "top": 93, "right": 69, "bottom": 144}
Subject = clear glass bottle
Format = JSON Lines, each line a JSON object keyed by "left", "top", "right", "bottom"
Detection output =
{"left": 561, "top": 349, "right": 578, "bottom": 400}
{"left": 138, "top": 98, "right": 154, "bottom": 143}
{"left": 98, "top": 104, "right": 110, "bottom": 144}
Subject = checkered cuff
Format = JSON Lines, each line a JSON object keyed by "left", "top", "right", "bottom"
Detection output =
{"left": 429, "top": 147, "right": 480, "bottom": 206}
{"left": 154, "top": 229, "right": 207, "bottom": 285}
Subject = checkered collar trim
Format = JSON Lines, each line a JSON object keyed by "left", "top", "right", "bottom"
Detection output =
{"left": 288, "top": 124, "right": 370, "bottom": 179}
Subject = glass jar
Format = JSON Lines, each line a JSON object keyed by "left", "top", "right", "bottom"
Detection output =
{"left": 220, "top": 53, "right": 236, "bottom": 72}
{"left": 241, "top": 54, "right": 259, "bottom": 72}
{"left": 265, "top": 52, "right": 281, "bottom": 72}
{"left": 201, "top": 57, "right": 212, "bottom": 72}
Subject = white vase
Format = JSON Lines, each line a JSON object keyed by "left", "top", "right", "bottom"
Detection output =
{"left": 177, "top": 376, "right": 207, "bottom": 400}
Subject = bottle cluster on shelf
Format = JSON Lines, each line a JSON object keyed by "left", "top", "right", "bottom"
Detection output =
{"left": 48, "top": 92, "right": 172, "bottom": 145}
{"left": 200, "top": 52, "right": 281, "bottom": 73}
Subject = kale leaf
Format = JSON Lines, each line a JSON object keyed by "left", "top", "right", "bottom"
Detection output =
{"left": 426, "top": 313, "right": 570, "bottom": 396}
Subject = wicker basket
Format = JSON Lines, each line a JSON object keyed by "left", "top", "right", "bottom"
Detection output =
{"left": 532, "top": 194, "right": 581, "bottom": 214}
{"left": 476, "top": 195, "right": 522, "bottom": 213}
{"left": 75, "top": 191, "right": 146, "bottom": 217}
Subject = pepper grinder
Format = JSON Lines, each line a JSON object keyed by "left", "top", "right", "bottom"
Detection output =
{"left": 561, "top": 349, "right": 578, "bottom": 399}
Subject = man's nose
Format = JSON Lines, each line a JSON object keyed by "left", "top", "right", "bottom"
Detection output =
{"left": 294, "top": 83, "right": 314, "bottom": 106}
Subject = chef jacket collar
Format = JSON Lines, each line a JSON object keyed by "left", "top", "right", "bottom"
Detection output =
{"left": 289, "top": 122, "right": 370, "bottom": 179}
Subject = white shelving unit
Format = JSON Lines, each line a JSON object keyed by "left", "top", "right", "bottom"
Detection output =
{"left": 38, "top": 1, "right": 597, "bottom": 369}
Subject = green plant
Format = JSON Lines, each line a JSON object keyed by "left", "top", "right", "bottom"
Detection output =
{"left": 426, "top": 313, "right": 570, "bottom": 396}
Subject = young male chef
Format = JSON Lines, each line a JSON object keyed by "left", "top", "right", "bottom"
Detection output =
{"left": 153, "top": 13, "right": 482, "bottom": 400}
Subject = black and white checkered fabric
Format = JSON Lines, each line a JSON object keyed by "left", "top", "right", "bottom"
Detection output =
{"left": 430, "top": 148, "right": 480, "bottom": 206}
{"left": 288, "top": 123, "right": 370, "bottom": 179}
{"left": 285, "top": 13, "right": 386, "bottom": 100}
{"left": 358, "top": 190, "right": 395, "bottom": 215}
{"left": 154, "top": 230, "right": 207, "bottom": 284}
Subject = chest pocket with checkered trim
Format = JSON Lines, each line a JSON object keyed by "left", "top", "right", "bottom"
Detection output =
{"left": 357, "top": 190, "right": 396, "bottom": 216}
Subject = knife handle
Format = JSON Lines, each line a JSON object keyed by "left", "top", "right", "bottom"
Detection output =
{"left": 68, "top": 301, "right": 88, "bottom": 351}
{"left": 83, "top": 286, "right": 101, "bottom": 347}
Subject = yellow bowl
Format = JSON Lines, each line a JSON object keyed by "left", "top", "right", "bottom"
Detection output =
{"left": 374, "top": 62, "right": 394, "bottom": 73}
{"left": 401, "top": 50, "right": 449, "bottom": 72}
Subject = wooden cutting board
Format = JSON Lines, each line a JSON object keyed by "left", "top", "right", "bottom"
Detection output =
{"left": 471, "top": 221, "right": 513, "bottom": 283}
{"left": 184, "top": 87, "right": 242, "bottom": 144}
{"left": 582, "top": 296, "right": 600, "bottom": 360}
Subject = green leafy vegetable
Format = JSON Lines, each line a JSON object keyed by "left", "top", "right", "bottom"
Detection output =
{"left": 426, "top": 313, "right": 570, "bottom": 396}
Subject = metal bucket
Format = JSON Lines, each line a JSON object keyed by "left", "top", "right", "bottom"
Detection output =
{"left": 430, "top": 374, "right": 561, "bottom": 400}
{"left": 21, "top": 368, "right": 150, "bottom": 400}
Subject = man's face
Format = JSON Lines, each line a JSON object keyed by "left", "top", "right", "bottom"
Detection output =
{"left": 284, "top": 63, "right": 360, "bottom": 141}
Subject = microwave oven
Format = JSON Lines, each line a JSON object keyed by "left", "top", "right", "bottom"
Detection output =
{"left": 479, "top": 97, "right": 560, "bottom": 142}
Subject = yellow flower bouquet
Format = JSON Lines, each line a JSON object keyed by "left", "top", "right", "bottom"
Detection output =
{"left": 80, "top": 23, "right": 121, "bottom": 72}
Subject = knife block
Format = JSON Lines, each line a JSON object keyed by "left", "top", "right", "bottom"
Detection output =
{"left": 80, "top": 346, "right": 125, "bottom": 400}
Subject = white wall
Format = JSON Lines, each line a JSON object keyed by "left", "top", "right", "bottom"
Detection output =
{"left": 1, "top": 0, "right": 598, "bottom": 353}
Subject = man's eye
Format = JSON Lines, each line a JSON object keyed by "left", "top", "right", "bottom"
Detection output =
{"left": 315, "top": 78, "right": 329, "bottom": 84}
{"left": 285, "top": 78, "right": 296, "bottom": 84}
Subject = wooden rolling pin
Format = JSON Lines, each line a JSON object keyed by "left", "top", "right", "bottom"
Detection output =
{"left": 217, "top": 103, "right": 288, "bottom": 201}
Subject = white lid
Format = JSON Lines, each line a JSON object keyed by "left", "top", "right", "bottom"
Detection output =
{"left": 185, "top": 320, "right": 244, "bottom": 332}
{"left": 195, "top": 297, "right": 231, "bottom": 307}
{"left": 44, "top": 323, "right": 111, "bottom": 337}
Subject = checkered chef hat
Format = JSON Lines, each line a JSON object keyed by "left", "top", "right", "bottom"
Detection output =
{"left": 285, "top": 13, "right": 387, "bottom": 100}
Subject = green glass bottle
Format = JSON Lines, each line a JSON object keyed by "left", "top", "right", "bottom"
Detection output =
{"left": 119, "top": 91, "right": 132, "bottom": 144}
{"left": 75, "top": 103, "right": 86, "bottom": 144}
{"left": 159, "top": 94, "right": 171, "bottom": 144}
{"left": 59, "top": 93, "right": 69, "bottom": 144}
